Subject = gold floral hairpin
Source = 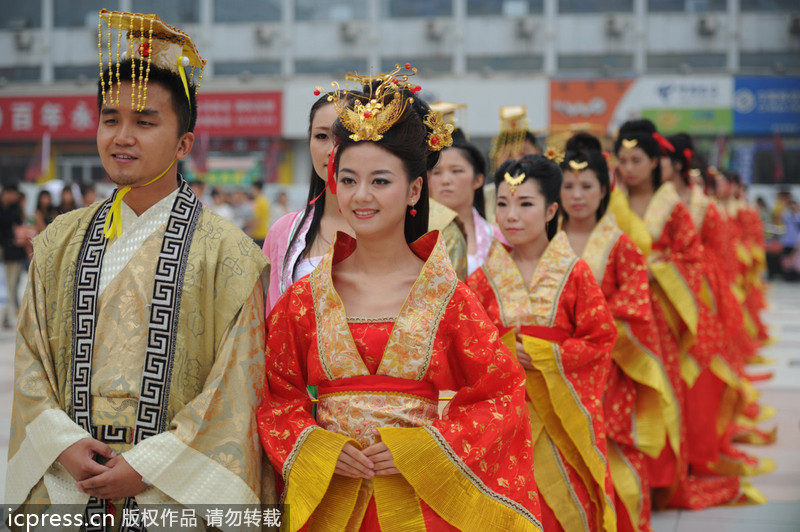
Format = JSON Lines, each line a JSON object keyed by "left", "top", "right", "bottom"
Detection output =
{"left": 544, "top": 146, "right": 565, "bottom": 164}
{"left": 315, "top": 63, "right": 432, "bottom": 144}
{"left": 504, "top": 172, "right": 526, "bottom": 196}
{"left": 568, "top": 160, "right": 589, "bottom": 171}
{"left": 621, "top": 138, "right": 638, "bottom": 149}
{"left": 423, "top": 111, "right": 454, "bottom": 151}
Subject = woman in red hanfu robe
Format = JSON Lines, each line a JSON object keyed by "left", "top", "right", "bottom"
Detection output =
{"left": 662, "top": 135, "right": 775, "bottom": 479}
{"left": 467, "top": 153, "right": 617, "bottom": 532}
{"left": 558, "top": 134, "right": 676, "bottom": 532}
{"left": 608, "top": 119, "right": 747, "bottom": 510}
{"left": 258, "top": 70, "right": 542, "bottom": 532}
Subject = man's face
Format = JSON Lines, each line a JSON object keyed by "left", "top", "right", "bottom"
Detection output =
{"left": 97, "top": 81, "right": 193, "bottom": 188}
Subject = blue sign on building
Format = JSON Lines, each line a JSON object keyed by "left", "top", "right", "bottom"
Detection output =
{"left": 733, "top": 77, "right": 800, "bottom": 135}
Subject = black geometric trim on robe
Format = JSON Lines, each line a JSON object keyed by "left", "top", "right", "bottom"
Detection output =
{"left": 70, "top": 179, "right": 201, "bottom": 532}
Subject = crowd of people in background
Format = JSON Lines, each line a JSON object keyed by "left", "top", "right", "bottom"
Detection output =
{"left": 760, "top": 189, "right": 800, "bottom": 281}
{"left": 0, "top": 183, "right": 98, "bottom": 329}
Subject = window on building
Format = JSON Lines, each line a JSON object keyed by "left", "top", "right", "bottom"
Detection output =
{"left": 215, "top": 60, "right": 282, "bottom": 77}
{"left": 215, "top": 0, "right": 281, "bottom": 23}
{"left": 740, "top": 52, "right": 800, "bottom": 74}
{"left": 648, "top": 0, "right": 726, "bottom": 12}
{"left": 0, "top": 1, "right": 42, "bottom": 28}
{"left": 55, "top": 1, "right": 118, "bottom": 27}
{"left": 131, "top": 0, "right": 199, "bottom": 24}
{"left": 295, "top": 58, "right": 370, "bottom": 75}
{"left": 741, "top": 0, "right": 797, "bottom": 11}
{"left": 385, "top": 0, "right": 452, "bottom": 18}
{"left": 467, "top": 54, "right": 544, "bottom": 73}
{"left": 381, "top": 57, "right": 452, "bottom": 76}
{"left": 558, "top": 0, "right": 632, "bottom": 14}
{"left": 55, "top": 65, "right": 100, "bottom": 82}
{"left": 558, "top": 54, "right": 634, "bottom": 73}
{"left": 647, "top": 52, "right": 726, "bottom": 72}
{"left": 466, "top": 0, "right": 544, "bottom": 16}
{"left": 0, "top": 67, "right": 40, "bottom": 82}
{"left": 296, "top": 0, "right": 368, "bottom": 21}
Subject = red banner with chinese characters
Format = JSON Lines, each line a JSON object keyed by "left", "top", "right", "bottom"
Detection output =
{"left": 0, "top": 96, "right": 98, "bottom": 141}
{"left": 0, "top": 91, "right": 282, "bottom": 141}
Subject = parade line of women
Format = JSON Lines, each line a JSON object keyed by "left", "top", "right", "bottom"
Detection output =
{"left": 3, "top": 8, "right": 776, "bottom": 531}
{"left": 259, "top": 63, "right": 775, "bottom": 532}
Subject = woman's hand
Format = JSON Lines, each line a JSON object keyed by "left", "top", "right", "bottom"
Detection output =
{"left": 515, "top": 339, "right": 535, "bottom": 371}
{"left": 363, "top": 439, "right": 399, "bottom": 476}
{"left": 335, "top": 443, "right": 374, "bottom": 478}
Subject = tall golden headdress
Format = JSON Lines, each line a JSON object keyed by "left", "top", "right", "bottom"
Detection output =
{"left": 429, "top": 101, "right": 468, "bottom": 138}
{"left": 315, "top": 63, "right": 454, "bottom": 151}
{"left": 97, "top": 10, "right": 207, "bottom": 240}
{"left": 489, "top": 105, "right": 534, "bottom": 172}
{"left": 98, "top": 9, "right": 206, "bottom": 111}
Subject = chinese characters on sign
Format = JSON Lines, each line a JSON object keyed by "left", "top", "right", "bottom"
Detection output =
{"left": 0, "top": 91, "right": 282, "bottom": 141}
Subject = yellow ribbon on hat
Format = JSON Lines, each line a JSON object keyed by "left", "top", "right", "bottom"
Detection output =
{"left": 103, "top": 157, "right": 177, "bottom": 239}
{"left": 177, "top": 55, "right": 191, "bottom": 104}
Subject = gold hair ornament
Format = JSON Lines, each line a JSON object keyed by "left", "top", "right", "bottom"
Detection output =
{"left": 489, "top": 105, "right": 529, "bottom": 173}
{"left": 315, "top": 63, "right": 452, "bottom": 150}
{"left": 568, "top": 160, "right": 589, "bottom": 171}
{"left": 423, "top": 111, "right": 454, "bottom": 151}
{"left": 544, "top": 146, "right": 565, "bottom": 164}
{"left": 504, "top": 172, "right": 526, "bottom": 196}
{"left": 689, "top": 168, "right": 702, "bottom": 178}
{"left": 621, "top": 138, "right": 638, "bottom": 149}
{"left": 97, "top": 9, "right": 206, "bottom": 111}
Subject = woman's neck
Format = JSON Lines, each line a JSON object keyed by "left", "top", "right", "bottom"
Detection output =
{"left": 512, "top": 234, "right": 549, "bottom": 265}
{"left": 455, "top": 203, "right": 477, "bottom": 251}
{"left": 350, "top": 233, "right": 420, "bottom": 276}
{"left": 628, "top": 179, "right": 655, "bottom": 198}
{"left": 563, "top": 214, "right": 597, "bottom": 235}
{"left": 672, "top": 178, "right": 691, "bottom": 203}
{"left": 322, "top": 186, "right": 342, "bottom": 218}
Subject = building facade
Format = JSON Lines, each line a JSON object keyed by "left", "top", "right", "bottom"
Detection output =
{"left": 0, "top": 0, "right": 798, "bottom": 189}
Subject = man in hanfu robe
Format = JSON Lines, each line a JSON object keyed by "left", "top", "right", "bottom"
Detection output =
{"left": 5, "top": 11, "right": 272, "bottom": 531}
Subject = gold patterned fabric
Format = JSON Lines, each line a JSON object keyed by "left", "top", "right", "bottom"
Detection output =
{"left": 429, "top": 199, "right": 468, "bottom": 280}
{"left": 468, "top": 234, "right": 618, "bottom": 532}
{"left": 259, "top": 231, "right": 542, "bottom": 531}
{"left": 6, "top": 202, "right": 273, "bottom": 515}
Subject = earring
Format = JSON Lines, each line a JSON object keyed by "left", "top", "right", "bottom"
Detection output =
{"left": 409, "top": 204, "right": 417, "bottom": 216}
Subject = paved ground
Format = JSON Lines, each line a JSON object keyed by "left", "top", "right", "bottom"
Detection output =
{"left": 0, "top": 273, "right": 797, "bottom": 530}
{"left": 652, "top": 280, "right": 800, "bottom": 532}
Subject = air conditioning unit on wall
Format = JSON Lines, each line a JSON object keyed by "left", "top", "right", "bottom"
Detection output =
{"left": 605, "top": 15, "right": 625, "bottom": 38}
{"left": 427, "top": 19, "right": 446, "bottom": 41}
{"left": 697, "top": 15, "right": 718, "bottom": 37}
{"left": 517, "top": 17, "right": 536, "bottom": 40}
{"left": 790, "top": 14, "right": 800, "bottom": 36}
{"left": 340, "top": 21, "right": 359, "bottom": 43}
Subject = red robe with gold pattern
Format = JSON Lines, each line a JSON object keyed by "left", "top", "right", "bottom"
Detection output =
{"left": 258, "top": 231, "right": 542, "bottom": 532}
{"left": 688, "top": 190, "right": 775, "bottom": 477}
{"left": 467, "top": 232, "right": 617, "bottom": 532}
{"left": 575, "top": 214, "right": 677, "bottom": 532}
{"left": 608, "top": 183, "right": 742, "bottom": 510}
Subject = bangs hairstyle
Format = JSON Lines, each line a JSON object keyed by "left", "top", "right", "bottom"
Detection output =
{"left": 443, "top": 132, "right": 489, "bottom": 217}
{"left": 332, "top": 83, "right": 436, "bottom": 244}
{"left": 97, "top": 59, "right": 198, "bottom": 135}
{"left": 494, "top": 154, "right": 562, "bottom": 240}
{"left": 613, "top": 118, "right": 662, "bottom": 188}
{"left": 561, "top": 132, "right": 611, "bottom": 223}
